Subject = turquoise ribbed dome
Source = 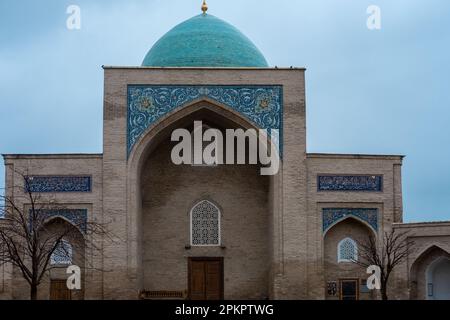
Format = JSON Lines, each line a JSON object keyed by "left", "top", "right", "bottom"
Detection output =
{"left": 142, "top": 14, "right": 268, "bottom": 68}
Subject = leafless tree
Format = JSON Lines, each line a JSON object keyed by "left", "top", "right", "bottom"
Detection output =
{"left": 353, "top": 228, "right": 414, "bottom": 300}
{"left": 0, "top": 171, "right": 110, "bottom": 300}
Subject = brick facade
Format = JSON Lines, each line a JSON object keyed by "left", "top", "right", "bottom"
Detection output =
{"left": 1, "top": 68, "right": 449, "bottom": 300}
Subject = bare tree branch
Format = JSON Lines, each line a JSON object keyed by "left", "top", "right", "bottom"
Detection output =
{"left": 0, "top": 169, "right": 113, "bottom": 299}
{"left": 353, "top": 228, "right": 414, "bottom": 300}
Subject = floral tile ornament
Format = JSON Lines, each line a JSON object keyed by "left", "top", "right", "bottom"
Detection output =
{"left": 323, "top": 208, "right": 378, "bottom": 233}
{"left": 127, "top": 85, "right": 283, "bottom": 157}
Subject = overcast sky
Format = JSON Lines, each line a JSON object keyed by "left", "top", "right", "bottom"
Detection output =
{"left": 0, "top": 0, "right": 449, "bottom": 222}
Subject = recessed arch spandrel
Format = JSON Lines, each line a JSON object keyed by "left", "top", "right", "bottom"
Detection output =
{"left": 127, "top": 85, "right": 283, "bottom": 156}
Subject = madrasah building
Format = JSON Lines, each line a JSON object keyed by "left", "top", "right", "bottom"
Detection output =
{"left": 1, "top": 2, "right": 450, "bottom": 300}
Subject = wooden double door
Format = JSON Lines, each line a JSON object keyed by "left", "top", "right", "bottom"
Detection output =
{"left": 340, "top": 279, "right": 359, "bottom": 300}
{"left": 188, "top": 257, "right": 224, "bottom": 300}
{"left": 50, "top": 279, "right": 71, "bottom": 300}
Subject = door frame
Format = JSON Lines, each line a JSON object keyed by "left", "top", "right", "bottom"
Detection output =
{"left": 339, "top": 278, "right": 359, "bottom": 300}
{"left": 188, "top": 257, "right": 224, "bottom": 300}
{"left": 50, "top": 279, "right": 72, "bottom": 300}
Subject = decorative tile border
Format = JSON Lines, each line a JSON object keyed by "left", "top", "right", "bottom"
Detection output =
{"left": 127, "top": 85, "right": 283, "bottom": 156}
{"left": 25, "top": 176, "right": 92, "bottom": 193}
{"left": 318, "top": 175, "right": 382, "bottom": 192}
{"left": 30, "top": 209, "right": 88, "bottom": 233}
{"left": 323, "top": 208, "right": 378, "bottom": 232}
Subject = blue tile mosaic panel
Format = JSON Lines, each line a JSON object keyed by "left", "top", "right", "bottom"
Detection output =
{"left": 127, "top": 85, "right": 283, "bottom": 156}
{"left": 26, "top": 176, "right": 92, "bottom": 193}
{"left": 30, "top": 209, "right": 88, "bottom": 233}
{"left": 318, "top": 175, "right": 382, "bottom": 192}
{"left": 322, "top": 208, "right": 378, "bottom": 232}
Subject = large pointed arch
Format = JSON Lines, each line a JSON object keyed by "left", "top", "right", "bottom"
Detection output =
{"left": 412, "top": 244, "right": 450, "bottom": 266}
{"left": 128, "top": 98, "right": 262, "bottom": 166}
{"left": 125, "top": 98, "right": 279, "bottom": 279}
{"left": 322, "top": 208, "right": 378, "bottom": 237}
{"left": 41, "top": 215, "right": 87, "bottom": 238}
{"left": 323, "top": 215, "right": 377, "bottom": 238}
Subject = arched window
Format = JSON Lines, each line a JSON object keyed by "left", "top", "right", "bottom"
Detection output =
{"left": 50, "top": 240, "right": 73, "bottom": 265}
{"left": 190, "top": 200, "right": 220, "bottom": 246}
{"left": 338, "top": 238, "right": 357, "bottom": 263}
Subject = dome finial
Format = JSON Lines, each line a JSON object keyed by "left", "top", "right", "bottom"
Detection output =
{"left": 201, "top": 0, "right": 208, "bottom": 14}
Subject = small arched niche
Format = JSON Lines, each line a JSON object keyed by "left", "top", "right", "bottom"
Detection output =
{"left": 39, "top": 217, "right": 85, "bottom": 300}
{"left": 323, "top": 217, "right": 376, "bottom": 300}
{"left": 410, "top": 245, "right": 450, "bottom": 300}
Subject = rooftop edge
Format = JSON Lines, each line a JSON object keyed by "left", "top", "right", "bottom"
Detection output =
{"left": 393, "top": 221, "right": 450, "bottom": 227}
{"left": 102, "top": 65, "right": 306, "bottom": 71}
{"left": 307, "top": 153, "right": 405, "bottom": 160}
{"left": 3, "top": 153, "right": 103, "bottom": 160}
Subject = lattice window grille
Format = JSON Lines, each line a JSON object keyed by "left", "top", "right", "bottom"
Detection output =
{"left": 191, "top": 200, "right": 220, "bottom": 246}
{"left": 338, "top": 238, "right": 357, "bottom": 262}
{"left": 50, "top": 240, "right": 73, "bottom": 265}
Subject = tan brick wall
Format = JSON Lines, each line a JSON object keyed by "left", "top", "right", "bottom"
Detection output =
{"left": 103, "top": 67, "right": 307, "bottom": 299}
{"left": 141, "top": 139, "right": 270, "bottom": 299}
{"left": 392, "top": 222, "right": 450, "bottom": 299}
{"left": 3, "top": 66, "right": 450, "bottom": 300}
{"left": 305, "top": 154, "right": 404, "bottom": 299}
{"left": 2, "top": 155, "right": 104, "bottom": 299}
